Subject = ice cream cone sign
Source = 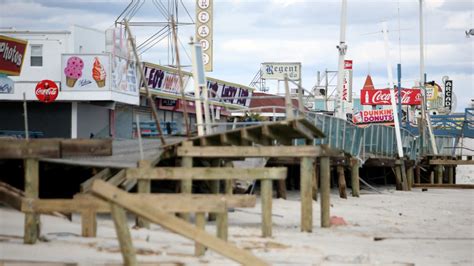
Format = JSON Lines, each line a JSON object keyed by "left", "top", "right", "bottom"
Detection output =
{"left": 64, "top": 56, "right": 83, "bottom": 87}
{"left": 92, "top": 57, "right": 106, "bottom": 88}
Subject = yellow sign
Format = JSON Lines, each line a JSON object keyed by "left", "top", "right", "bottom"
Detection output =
{"left": 425, "top": 83, "right": 440, "bottom": 101}
{"left": 196, "top": 0, "right": 213, "bottom": 72}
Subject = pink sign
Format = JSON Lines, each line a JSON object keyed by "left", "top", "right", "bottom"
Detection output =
{"left": 352, "top": 109, "right": 394, "bottom": 124}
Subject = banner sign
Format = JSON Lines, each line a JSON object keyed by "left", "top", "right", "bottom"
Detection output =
{"left": 444, "top": 80, "right": 453, "bottom": 111}
{"left": 196, "top": 0, "right": 213, "bottom": 72}
{"left": 361, "top": 88, "right": 421, "bottom": 105}
{"left": 35, "top": 79, "right": 59, "bottom": 103}
{"left": 62, "top": 54, "right": 110, "bottom": 90}
{"left": 207, "top": 80, "right": 252, "bottom": 107}
{"left": 143, "top": 64, "right": 190, "bottom": 93}
{"left": 111, "top": 55, "right": 138, "bottom": 95}
{"left": 425, "top": 83, "right": 440, "bottom": 101}
{"left": 352, "top": 109, "right": 394, "bottom": 124}
{"left": 0, "top": 35, "right": 27, "bottom": 76}
{"left": 0, "top": 76, "right": 14, "bottom": 93}
{"left": 261, "top": 62, "right": 301, "bottom": 80}
{"left": 342, "top": 60, "right": 353, "bottom": 102}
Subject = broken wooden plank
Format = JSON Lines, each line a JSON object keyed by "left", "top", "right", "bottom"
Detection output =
{"left": 177, "top": 145, "right": 333, "bottom": 158}
{"left": 0, "top": 185, "right": 23, "bottom": 210}
{"left": 110, "top": 203, "right": 138, "bottom": 266}
{"left": 0, "top": 139, "right": 61, "bottom": 159}
{"left": 24, "top": 158, "right": 40, "bottom": 244}
{"left": 91, "top": 180, "right": 268, "bottom": 266}
{"left": 126, "top": 167, "right": 287, "bottom": 181}
{"left": 107, "top": 169, "right": 127, "bottom": 187}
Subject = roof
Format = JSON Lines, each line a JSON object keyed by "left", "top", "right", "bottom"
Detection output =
{"left": 362, "top": 75, "right": 375, "bottom": 90}
{"left": 249, "top": 92, "right": 303, "bottom": 113}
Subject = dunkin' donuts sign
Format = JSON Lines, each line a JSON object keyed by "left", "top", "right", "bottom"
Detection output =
{"left": 352, "top": 109, "right": 394, "bottom": 124}
{"left": 361, "top": 88, "right": 421, "bottom": 105}
{"left": 0, "top": 35, "right": 27, "bottom": 76}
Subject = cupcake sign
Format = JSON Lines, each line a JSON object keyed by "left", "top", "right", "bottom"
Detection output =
{"left": 61, "top": 54, "right": 109, "bottom": 90}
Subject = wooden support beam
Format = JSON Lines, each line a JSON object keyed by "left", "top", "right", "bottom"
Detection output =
{"left": 399, "top": 161, "right": 409, "bottom": 191}
{"left": 261, "top": 179, "right": 272, "bottom": 237}
{"left": 435, "top": 165, "right": 443, "bottom": 184}
{"left": 107, "top": 169, "right": 127, "bottom": 187}
{"left": 136, "top": 160, "right": 151, "bottom": 228}
{"left": 240, "top": 127, "right": 260, "bottom": 145}
{"left": 24, "top": 158, "right": 40, "bottom": 244}
{"left": 220, "top": 133, "right": 240, "bottom": 146}
{"left": 0, "top": 140, "right": 60, "bottom": 159}
{"left": 351, "top": 159, "right": 360, "bottom": 197}
{"left": 80, "top": 168, "right": 112, "bottom": 193}
{"left": 407, "top": 165, "right": 414, "bottom": 190}
{"left": 430, "top": 171, "right": 434, "bottom": 184}
{"left": 216, "top": 211, "right": 228, "bottom": 241}
{"left": 0, "top": 183, "right": 23, "bottom": 211}
{"left": 320, "top": 157, "right": 330, "bottom": 228}
{"left": 312, "top": 158, "right": 318, "bottom": 201}
{"left": 300, "top": 157, "right": 314, "bottom": 232}
{"left": 126, "top": 167, "right": 287, "bottom": 181}
{"left": 81, "top": 210, "right": 97, "bottom": 237}
{"left": 336, "top": 166, "right": 347, "bottom": 199}
{"left": 180, "top": 141, "right": 193, "bottom": 222}
{"left": 262, "top": 125, "right": 290, "bottom": 145}
{"left": 178, "top": 145, "right": 333, "bottom": 158}
{"left": 291, "top": 120, "right": 316, "bottom": 141}
{"left": 60, "top": 139, "right": 112, "bottom": 156}
{"left": 448, "top": 166, "right": 454, "bottom": 184}
{"left": 195, "top": 212, "right": 206, "bottom": 256}
{"left": 415, "top": 165, "right": 421, "bottom": 184}
{"left": 110, "top": 203, "right": 137, "bottom": 266}
{"left": 91, "top": 180, "right": 267, "bottom": 266}
{"left": 430, "top": 159, "right": 474, "bottom": 165}
{"left": 412, "top": 183, "right": 474, "bottom": 189}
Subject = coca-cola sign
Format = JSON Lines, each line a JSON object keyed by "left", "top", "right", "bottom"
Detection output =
{"left": 361, "top": 88, "right": 421, "bottom": 105}
{"left": 35, "top": 80, "right": 58, "bottom": 103}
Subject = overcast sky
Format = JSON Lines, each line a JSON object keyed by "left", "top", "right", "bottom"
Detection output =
{"left": 1, "top": 0, "right": 472, "bottom": 111}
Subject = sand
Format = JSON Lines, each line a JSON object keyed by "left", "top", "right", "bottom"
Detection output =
{"left": 1, "top": 187, "right": 473, "bottom": 265}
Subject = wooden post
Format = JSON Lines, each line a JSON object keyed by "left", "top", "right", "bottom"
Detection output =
{"left": 224, "top": 161, "right": 233, "bottom": 195}
{"left": 110, "top": 203, "right": 137, "bottom": 266}
{"left": 320, "top": 157, "right": 330, "bottom": 228}
{"left": 260, "top": 179, "right": 272, "bottom": 237}
{"left": 430, "top": 170, "right": 434, "bottom": 184}
{"left": 136, "top": 160, "right": 151, "bottom": 228}
{"left": 276, "top": 179, "right": 287, "bottom": 199}
{"left": 300, "top": 157, "right": 314, "bottom": 232}
{"left": 350, "top": 158, "right": 360, "bottom": 197}
{"left": 436, "top": 165, "right": 443, "bottom": 184}
{"left": 336, "top": 166, "right": 347, "bottom": 199}
{"left": 394, "top": 166, "right": 402, "bottom": 190}
{"left": 448, "top": 166, "right": 454, "bottom": 184}
{"left": 24, "top": 158, "right": 40, "bottom": 244}
{"left": 180, "top": 141, "right": 193, "bottom": 221}
{"left": 415, "top": 165, "right": 421, "bottom": 184}
{"left": 312, "top": 158, "right": 318, "bottom": 201}
{"left": 81, "top": 210, "right": 97, "bottom": 237}
{"left": 195, "top": 212, "right": 206, "bottom": 256}
{"left": 208, "top": 159, "right": 221, "bottom": 221}
{"left": 407, "top": 165, "right": 414, "bottom": 190}
{"left": 216, "top": 211, "right": 228, "bottom": 241}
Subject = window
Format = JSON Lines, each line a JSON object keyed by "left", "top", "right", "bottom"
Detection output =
{"left": 30, "top": 45, "right": 43, "bottom": 66}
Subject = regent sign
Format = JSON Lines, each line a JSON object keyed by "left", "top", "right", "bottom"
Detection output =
{"left": 261, "top": 62, "right": 301, "bottom": 80}
{"left": 0, "top": 35, "right": 27, "bottom": 76}
{"left": 361, "top": 88, "right": 421, "bottom": 105}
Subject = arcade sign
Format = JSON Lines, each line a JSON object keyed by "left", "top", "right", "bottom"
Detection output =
{"left": 0, "top": 35, "right": 27, "bottom": 76}
{"left": 361, "top": 88, "right": 421, "bottom": 105}
{"left": 444, "top": 80, "right": 453, "bottom": 111}
{"left": 35, "top": 80, "right": 59, "bottom": 103}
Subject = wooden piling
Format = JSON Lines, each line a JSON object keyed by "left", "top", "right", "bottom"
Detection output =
{"left": 136, "top": 160, "right": 151, "bottom": 228}
{"left": 312, "top": 158, "right": 318, "bottom": 201}
{"left": 415, "top": 165, "right": 421, "bottom": 184}
{"left": 110, "top": 203, "right": 137, "bottom": 266}
{"left": 336, "top": 166, "right": 347, "bottom": 199}
{"left": 407, "top": 165, "right": 414, "bottom": 190}
{"left": 448, "top": 166, "right": 454, "bottom": 184}
{"left": 436, "top": 165, "right": 443, "bottom": 184}
{"left": 320, "top": 157, "right": 330, "bottom": 228}
{"left": 180, "top": 141, "right": 193, "bottom": 221}
{"left": 261, "top": 179, "right": 272, "bottom": 237}
{"left": 24, "top": 158, "right": 40, "bottom": 244}
{"left": 350, "top": 158, "right": 360, "bottom": 197}
{"left": 394, "top": 166, "right": 402, "bottom": 190}
{"left": 81, "top": 210, "right": 97, "bottom": 237}
{"left": 195, "top": 212, "right": 206, "bottom": 256}
{"left": 430, "top": 170, "right": 434, "bottom": 184}
{"left": 300, "top": 157, "right": 314, "bottom": 232}
{"left": 216, "top": 211, "right": 228, "bottom": 241}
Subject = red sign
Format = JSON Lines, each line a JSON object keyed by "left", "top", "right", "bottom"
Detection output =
{"left": 35, "top": 80, "right": 59, "bottom": 103}
{"left": 0, "top": 35, "right": 27, "bottom": 76}
{"left": 342, "top": 60, "right": 353, "bottom": 101}
{"left": 344, "top": 60, "right": 353, "bottom": 70}
{"left": 361, "top": 88, "right": 421, "bottom": 105}
{"left": 352, "top": 109, "right": 394, "bottom": 124}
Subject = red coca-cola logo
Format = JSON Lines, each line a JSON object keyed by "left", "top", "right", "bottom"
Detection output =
{"left": 361, "top": 88, "right": 421, "bottom": 105}
{"left": 35, "top": 80, "right": 58, "bottom": 103}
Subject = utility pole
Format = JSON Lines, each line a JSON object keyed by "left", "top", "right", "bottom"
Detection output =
{"left": 335, "top": 0, "right": 348, "bottom": 120}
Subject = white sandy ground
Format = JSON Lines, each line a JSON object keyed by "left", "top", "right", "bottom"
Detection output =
{"left": 0, "top": 187, "right": 473, "bottom": 266}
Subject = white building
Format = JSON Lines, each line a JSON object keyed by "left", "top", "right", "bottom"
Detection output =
{"left": 0, "top": 25, "right": 139, "bottom": 138}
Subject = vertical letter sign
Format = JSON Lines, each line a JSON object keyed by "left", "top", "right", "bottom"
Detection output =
{"left": 196, "top": 0, "right": 213, "bottom": 72}
{"left": 342, "top": 60, "right": 353, "bottom": 102}
{"left": 444, "top": 80, "right": 452, "bottom": 111}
